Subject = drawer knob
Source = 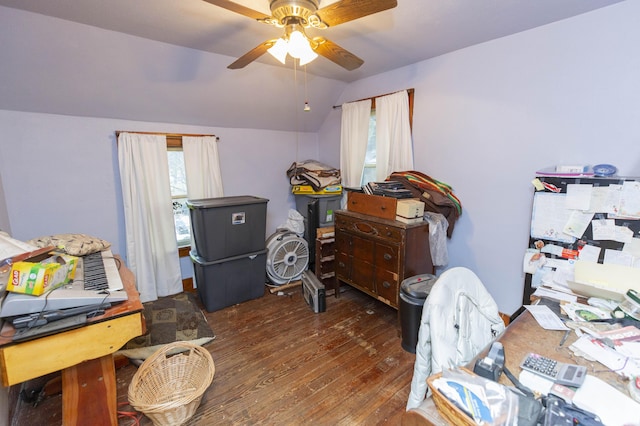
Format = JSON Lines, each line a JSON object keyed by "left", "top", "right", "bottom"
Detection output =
{"left": 384, "top": 253, "right": 392, "bottom": 260}
{"left": 386, "top": 231, "right": 392, "bottom": 236}
{"left": 382, "top": 281, "right": 391, "bottom": 288}
{"left": 338, "top": 262, "right": 345, "bottom": 268}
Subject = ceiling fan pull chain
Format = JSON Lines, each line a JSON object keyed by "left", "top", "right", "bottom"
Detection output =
{"left": 304, "top": 64, "right": 311, "bottom": 112}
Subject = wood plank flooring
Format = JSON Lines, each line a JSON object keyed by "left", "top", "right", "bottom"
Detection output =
{"left": 10, "top": 286, "right": 418, "bottom": 425}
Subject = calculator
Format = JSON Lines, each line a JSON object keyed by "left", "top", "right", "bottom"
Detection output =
{"left": 520, "top": 353, "right": 587, "bottom": 387}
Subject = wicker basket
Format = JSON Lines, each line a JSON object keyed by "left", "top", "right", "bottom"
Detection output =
{"left": 128, "top": 341, "right": 215, "bottom": 426}
{"left": 427, "top": 368, "right": 476, "bottom": 426}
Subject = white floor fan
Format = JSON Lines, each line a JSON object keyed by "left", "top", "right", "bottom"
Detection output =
{"left": 265, "top": 229, "right": 309, "bottom": 285}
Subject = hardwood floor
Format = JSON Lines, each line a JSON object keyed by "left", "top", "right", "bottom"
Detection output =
{"left": 10, "top": 286, "right": 418, "bottom": 425}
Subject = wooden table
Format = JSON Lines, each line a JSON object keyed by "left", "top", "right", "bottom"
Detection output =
{"left": 0, "top": 258, "right": 144, "bottom": 426}
{"left": 402, "top": 306, "right": 630, "bottom": 425}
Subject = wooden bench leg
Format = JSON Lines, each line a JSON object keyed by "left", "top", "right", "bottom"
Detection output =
{"left": 61, "top": 355, "right": 117, "bottom": 426}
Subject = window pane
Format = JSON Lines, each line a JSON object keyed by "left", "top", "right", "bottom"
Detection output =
{"left": 173, "top": 197, "right": 191, "bottom": 247}
{"left": 364, "top": 114, "right": 376, "bottom": 163}
{"left": 167, "top": 150, "right": 187, "bottom": 197}
{"left": 168, "top": 149, "right": 190, "bottom": 246}
{"left": 361, "top": 112, "right": 377, "bottom": 186}
{"left": 361, "top": 166, "right": 377, "bottom": 185}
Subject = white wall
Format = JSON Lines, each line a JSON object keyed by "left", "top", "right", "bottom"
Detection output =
{"left": 0, "top": 172, "right": 9, "bottom": 233}
{"left": 0, "top": 5, "right": 346, "bottom": 134}
{"left": 0, "top": 110, "right": 318, "bottom": 278}
{"left": 319, "top": 1, "right": 640, "bottom": 315}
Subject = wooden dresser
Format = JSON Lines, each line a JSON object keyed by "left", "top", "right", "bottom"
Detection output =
{"left": 335, "top": 210, "right": 434, "bottom": 309}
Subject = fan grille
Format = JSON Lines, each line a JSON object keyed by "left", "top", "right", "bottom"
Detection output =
{"left": 266, "top": 231, "right": 309, "bottom": 285}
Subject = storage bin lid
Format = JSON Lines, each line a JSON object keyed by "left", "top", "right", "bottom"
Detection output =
{"left": 401, "top": 274, "right": 437, "bottom": 299}
{"left": 186, "top": 196, "right": 269, "bottom": 209}
{"left": 190, "top": 249, "right": 267, "bottom": 265}
{"left": 293, "top": 194, "right": 342, "bottom": 199}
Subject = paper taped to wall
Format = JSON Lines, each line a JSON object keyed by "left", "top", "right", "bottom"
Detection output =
{"left": 572, "top": 260, "right": 640, "bottom": 301}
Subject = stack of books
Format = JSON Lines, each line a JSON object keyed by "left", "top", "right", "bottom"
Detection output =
{"left": 363, "top": 181, "right": 414, "bottom": 199}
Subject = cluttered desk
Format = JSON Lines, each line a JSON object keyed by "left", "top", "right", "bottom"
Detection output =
{"left": 403, "top": 295, "right": 640, "bottom": 425}
{"left": 0, "top": 233, "right": 143, "bottom": 426}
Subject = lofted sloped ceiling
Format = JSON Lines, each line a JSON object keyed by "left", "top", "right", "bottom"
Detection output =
{"left": 0, "top": 0, "right": 625, "bottom": 132}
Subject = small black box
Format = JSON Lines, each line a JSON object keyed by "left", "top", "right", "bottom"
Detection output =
{"left": 301, "top": 271, "right": 326, "bottom": 313}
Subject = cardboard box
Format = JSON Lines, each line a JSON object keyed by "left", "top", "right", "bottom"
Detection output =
{"left": 6, "top": 253, "right": 78, "bottom": 296}
{"left": 396, "top": 199, "right": 425, "bottom": 219}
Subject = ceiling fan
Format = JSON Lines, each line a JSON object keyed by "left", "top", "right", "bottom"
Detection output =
{"left": 203, "top": 0, "right": 398, "bottom": 70}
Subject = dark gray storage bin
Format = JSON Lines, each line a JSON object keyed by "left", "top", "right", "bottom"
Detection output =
{"left": 190, "top": 250, "right": 266, "bottom": 312}
{"left": 294, "top": 194, "right": 341, "bottom": 227}
{"left": 187, "top": 196, "right": 268, "bottom": 262}
{"left": 399, "top": 274, "right": 437, "bottom": 353}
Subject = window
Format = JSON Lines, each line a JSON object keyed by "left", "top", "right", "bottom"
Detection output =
{"left": 360, "top": 110, "right": 377, "bottom": 186}
{"left": 116, "top": 131, "right": 220, "bottom": 261}
{"left": 167, "top": 148, "right": 191, "bottom": 247}
{"left": 358, "top": 89, "right": 414, "bottom": 186}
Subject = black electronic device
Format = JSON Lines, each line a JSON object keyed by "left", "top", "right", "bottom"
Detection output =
{"left": 306, "top": 198, "right": 319, "bottom": 272}
{"left": 12, "top": 314, "right": 87, "bottom": 342}
{"left": 11, "top": 302, "right": 110, "bottom": 329}
{"left": 301, "top": 271, "right": 326, "bottom": 313}
{"left": 520, "top": 353, "right": 587, "bottom": 387}
{"left": 544, "top": 396, "right": 605, "bottom": 425}
{"left": 473, "top": 341, "right": 505, "bottom": 381}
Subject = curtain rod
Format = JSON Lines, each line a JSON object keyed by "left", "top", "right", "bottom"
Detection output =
{"left": 332, "top": 88, "right": 414, "bottom": 109}
{"left": 115, "top": 130, "right": 219, "bottom": 141}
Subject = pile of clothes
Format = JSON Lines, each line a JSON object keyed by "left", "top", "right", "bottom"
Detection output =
{"left": 287, "top": 160, "right": 341, "bottom": 192}
{"left": 389, "top": 171, "right": 462, "bottom": 238}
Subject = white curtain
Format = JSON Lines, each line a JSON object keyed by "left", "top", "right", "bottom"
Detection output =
{"left": 340, "top": 99, "right": 372, "bottom": 188}
{"left": 117, "top": 132, "right": 182, "bottom": 303}
{"left": 182, "top": 135, "right": 224, "bottom": 265}
{"left": 375, "top": 90, "right": 414, "bottom": 181}
{"left": 183, "top": 136, "right": 224, "bottom": 199}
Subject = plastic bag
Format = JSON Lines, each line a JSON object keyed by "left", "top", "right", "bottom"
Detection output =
{"left": 434, "top": 368, "right": 519, "bottom": 425}
{"left": 424, "top": 212, "right": 449, "bottom": 266}
{"left": 278, "top": 209, "right": 305, "bottom": 237}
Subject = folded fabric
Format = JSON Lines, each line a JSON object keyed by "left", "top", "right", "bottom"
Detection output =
{"left": 389, "top": 171, "right": 462, "bottom": 237}
{"left": 287, "top": 160, "right": 341, "bottom": 191}
{"left": 27, "top": 233, "right": 111, "bottom": 256}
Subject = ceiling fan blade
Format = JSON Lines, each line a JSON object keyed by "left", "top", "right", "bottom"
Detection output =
{"left": 316, "top": 0, "right": 397, "bottom": 27}
{"left": 202, "top": 0, "right": 271, "bottom": 21}
{"left": 312, "top": 37, "right": 363, "bottom": 71}
{"left": 227, "top": 40, "right": 276, "bottom": 69}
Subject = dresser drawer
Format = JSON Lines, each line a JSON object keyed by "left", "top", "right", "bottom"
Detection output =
{"left": 336, "top": 251, "right": 351, "bottom": 279}
{"left": 336, "top": 213, "right": 402, "bottom": 243}
{"left": 375, "top": 242, "right": 399, "bottom": 273}
{"left": 375, "top": 269, "right": 399, "bottom": 307}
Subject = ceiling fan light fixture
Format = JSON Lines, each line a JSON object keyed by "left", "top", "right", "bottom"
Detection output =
{"left": 267, "top": 38, "right": 288, "bottom": 64}
{"left": 213, "top": 0, "right": 397, "bottom": 71}
{"left": 298, "top": 48, "right": 318, "bottom": 66}
{"left": 287, "top": 30, "right": 308, "bottom": 59}
{"left": 267, "top": 29, "right": 318, "bottom": 66}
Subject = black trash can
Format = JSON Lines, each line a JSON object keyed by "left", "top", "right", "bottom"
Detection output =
{"left": 399, "top": 273, "right": 437, "bottom": 353}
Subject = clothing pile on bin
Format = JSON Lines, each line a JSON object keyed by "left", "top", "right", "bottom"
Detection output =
{"left": 287, "top": 160, "right": 341, "bottom": 192}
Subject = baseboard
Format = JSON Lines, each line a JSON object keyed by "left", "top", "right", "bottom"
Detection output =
{"left": 499, "top": 312, "right": 511, "bottom": 326}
